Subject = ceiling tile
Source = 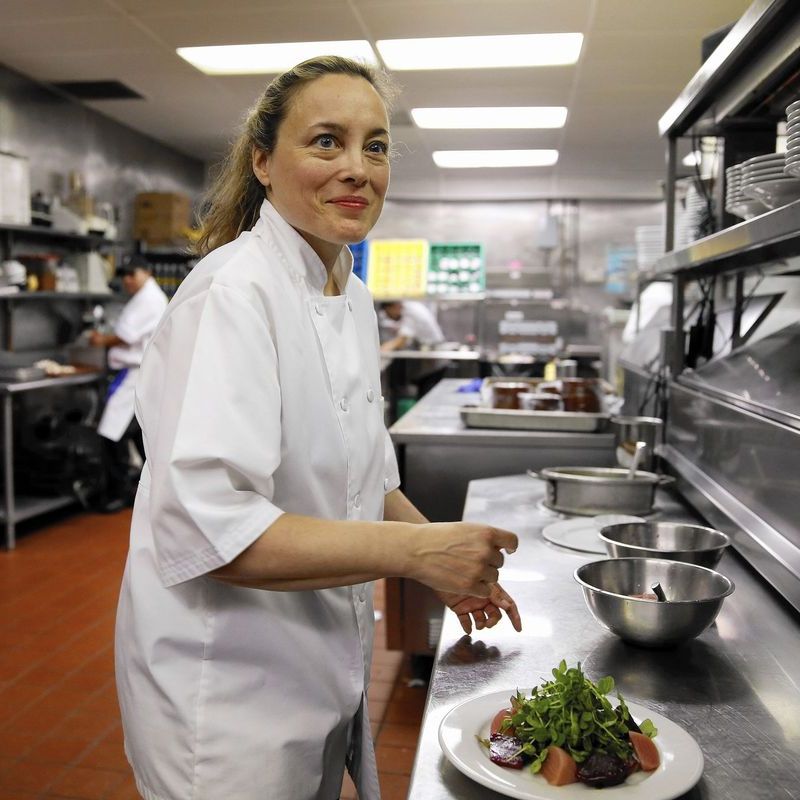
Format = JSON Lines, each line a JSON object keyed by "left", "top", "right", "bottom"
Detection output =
{"left": 357, "top": 0, "right": 592, "bottom": 38}
{"left": 136, "top": 8, "right": 364, "bottom": 47}
{"left": 591, "top": 0, "right": 752, "bottom": 33}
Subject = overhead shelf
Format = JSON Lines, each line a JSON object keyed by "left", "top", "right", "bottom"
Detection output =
{"left": 0, "top": 222, "right": 114, "bottom": 248}
{"left": 0, "top": 291, "right": 124, "bottom": 302}
{"left": 650, "top": 198, "right": 800, "bottom": 278}
{"left": 659, "top": 0, "right": 800, "bottom": 137}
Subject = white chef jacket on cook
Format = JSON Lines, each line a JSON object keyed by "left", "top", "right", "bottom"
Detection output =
{"left": 115, "top": 200, "right": 401, "bottom": 800}
{"left": 97, "top": 276, "right": 167, "bottom": 441}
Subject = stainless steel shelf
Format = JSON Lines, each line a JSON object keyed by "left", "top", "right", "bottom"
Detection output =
{"left": 659, "top": 0, "right": 800, "bottom": 136}
{"left": 651, "top": 199, "right": 800, "bottom": 278}
{"left": 0, "top": 494, "right": 76, "bottom": 523}
{"left": 0, "top": 291, "right": 122, "bottom": 303}
{"left": 0, "top": 222, "right": 114, "bottom": 248}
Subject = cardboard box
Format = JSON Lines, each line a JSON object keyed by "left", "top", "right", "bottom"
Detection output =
{"left": 134, "top": 192, "right": 192, "bottom": 243}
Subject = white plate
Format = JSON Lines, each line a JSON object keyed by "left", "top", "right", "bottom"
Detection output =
{"left": 541, "top": 515, "right": 644, "bottom": 554}
{"left": 438, "top": 690, "right": 704, "bottom": 800}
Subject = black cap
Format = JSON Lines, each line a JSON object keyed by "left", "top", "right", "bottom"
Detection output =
{"left": 115, "top": 255, "right": 151, "bottom": 277}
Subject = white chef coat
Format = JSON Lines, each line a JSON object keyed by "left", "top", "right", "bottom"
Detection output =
{"left": 97, "top": 276, "right": 168, "bottom": 441}
{"left": 393, "top": 300, "right": 445, "bottom": 346}
{"left": 115, "top": 200, "right": 401, "bottom": 800}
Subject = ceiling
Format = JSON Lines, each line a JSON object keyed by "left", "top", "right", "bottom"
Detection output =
{"left": 0, "top": 0, "right": 752, "bottom": 201}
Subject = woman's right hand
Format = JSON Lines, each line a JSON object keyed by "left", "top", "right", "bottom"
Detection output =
{"left": 403, "top": 522, "right": 518, "bottom": 597}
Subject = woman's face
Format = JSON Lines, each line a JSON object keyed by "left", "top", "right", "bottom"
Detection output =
{"left": 253, "top": 73, "right": 391, "bottom": 268}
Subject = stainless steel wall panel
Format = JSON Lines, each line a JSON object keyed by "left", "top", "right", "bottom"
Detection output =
{"left": 0, "top": 63, "right": 204, "bottom": 239}
{"left": 666, "top": 383, "right": 800, "bottom": 611}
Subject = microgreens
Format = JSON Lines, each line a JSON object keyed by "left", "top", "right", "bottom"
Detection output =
{"left": 493, "top": 661, "right": 658, "bottom": 773}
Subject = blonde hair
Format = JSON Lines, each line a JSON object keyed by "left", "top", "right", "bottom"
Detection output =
{"left": 195, "top": 56, "right": 398, "bottom": 257}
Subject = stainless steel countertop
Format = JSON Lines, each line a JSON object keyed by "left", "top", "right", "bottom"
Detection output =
{"left": 381, "top": 349, "right": 480, "bottom": 361}
{"left": 0, "top": 370, "right": 103, "bottom": 394}
{"left": 407, "top": 473, "right": 800, "bottom": 799}
{"left": 389, "top": 379, "right": 615, "bottom": 448}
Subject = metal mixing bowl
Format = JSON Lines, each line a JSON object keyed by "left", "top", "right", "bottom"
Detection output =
{"left": 599, "top": 522, "right": 730, "bottom": 568}
{"left": 574, "top": 558, "right": 734, "bottom": 647}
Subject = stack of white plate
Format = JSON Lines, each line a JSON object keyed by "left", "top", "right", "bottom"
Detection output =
{"left": 725, "top": 164, "right": 761, "bottom": 219}
{"left": 742, "top": 151, "right": 800, "bottom": 210}
{"left": 680, "top": 182, "right": 710, "bottom": 243}
{"left": 634, "top": 225, "right": 664, "bottom": 271}
{"left": 785, "top": 99, "right": 800, "bottom": 179}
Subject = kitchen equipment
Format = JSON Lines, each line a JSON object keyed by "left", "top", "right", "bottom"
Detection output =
{"left": 0, "top": 365, "right": 46, "bottom": 382}
{"left": 462, "top": 407, "right": 608, "bottom": 432}
{"left": 485, "top": 380, "right": 535, "bottom": 409}
{"left": 611, "top": 415, "right": 663, "bottom": 471}
{"left": 536, "top": 466, "right": 672, "bottom": 516}
{"left": 559, "top": 378, "right": 601, "bottom": 412}
{"left": 574, "top": 557, "right": 734, "bottom": 647}
{"left": 652, "top": 582, "right": 667, "bottom": 601}
{"left": 555, "top": 358, "right": 578, "bottom": 378}
{"left": 541, "top": 514, "right": 645, "bottom": 555}
{"left": 627, "top": 441, "right": 647, "bottom": 479}
{"left": 598, "top": 521, "right": 730, "bottom": 568}
{"left": 518, "top": 391, "right": 563, "bottom": 411}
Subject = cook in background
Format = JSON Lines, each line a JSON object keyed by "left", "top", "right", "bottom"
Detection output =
{"left": 114, "top": 56, "right": 522, "bottom": 800}
{"left": 380, "top": 298, "right": 449, "bottom": 398}
{"left": 89, "top": 256, "right": 167, "bottom": 510}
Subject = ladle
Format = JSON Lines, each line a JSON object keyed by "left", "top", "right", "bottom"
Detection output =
{"left": 651, "top": 582, "right": 668, "bottom": 602}
{"left": 627, "top": 441, "right": 647, "bottom": 479}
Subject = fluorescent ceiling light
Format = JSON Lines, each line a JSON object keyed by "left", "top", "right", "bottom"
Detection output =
{"left": 433, "top": 150, "right": 559, "bottom": 168}
{"left": 411, "top": 106, "right": 567, "bottom": 129}
{"left": 377, "top": 33, "right": 583, "bottom": 70}
{"left": 176, "top": 41, "right": 377, "bottom": 75}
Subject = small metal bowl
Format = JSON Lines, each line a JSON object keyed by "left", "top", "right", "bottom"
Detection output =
{"left": 574, "top": 558, "right": 734, "bottom": 648}
{"left": 599, "top": 522, "right": 730, "bottom": 568}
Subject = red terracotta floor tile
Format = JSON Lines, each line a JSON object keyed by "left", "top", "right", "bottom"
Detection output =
{"left": 45, "top": 764, "right": 127, "bottom": 799}
{"left": 0, "top": 758, "right": 64, "bottom": 794}
{"left": 376, "top": 722, "right": 422, "bottom": 749}
{"left": 375, "top": 743, "right": 417, "bottom": 776}
{"left": 74, "top": 740, "right": 129, "bottom": 773}
{"left": 378, "top": 771, "right": 412, "bottom": 800}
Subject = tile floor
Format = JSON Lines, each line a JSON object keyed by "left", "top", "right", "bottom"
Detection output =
{"left": 0, "top": 509, "right": 426, "bottom": 799}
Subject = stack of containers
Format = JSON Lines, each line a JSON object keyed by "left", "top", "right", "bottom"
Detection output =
{"left": 427, "top": 243, "right": 484, "bottom": 294}
{"left": 634, "top": 226, "right": 664, "bottom": 271}
{"left": 785, "top": 99, "right": 800, "bottom": 178}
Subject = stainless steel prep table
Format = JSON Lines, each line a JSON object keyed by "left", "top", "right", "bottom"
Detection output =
{"left": 1, "top": 370, "right": 104, "bottom": 549}
{"left": 389, "top": 379, "right": 615, "bottom": 523}
{"left": 407, "top": 473, "right": 800, "bottom": 799}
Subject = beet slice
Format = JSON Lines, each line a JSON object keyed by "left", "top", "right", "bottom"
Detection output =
{"left": 489, "top": 733, "right": 525, "bottom": 769}
{"left": 576, "top": 752, "right": 628, "bottom": 787}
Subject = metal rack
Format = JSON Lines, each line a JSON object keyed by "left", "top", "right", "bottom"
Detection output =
{"left": 636, "top": 0, "right": 800, "bottom": 613}
{"left": 1, "top": 371, "right": 104, "bottom": 549}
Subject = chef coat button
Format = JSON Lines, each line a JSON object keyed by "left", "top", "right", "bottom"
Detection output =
{"left": 367, "top": 389, "right": 375, "bottom": 402}
{"left": 384, "top": 478, "right": 389, "bottom": 491}
{"left": 314, "top": 303, "right": 324, "bottom": 316}
{"left": 358, "top": 588, "right": 366, "bottom": 602}
{"left": 353, "top": 493, "right": 361, "bottom": 509}
{"left": 340, "top": 397, "right": 349, "bottom": 412}
{"left": 347, "top": 299, "right": 353, "bottom": 311}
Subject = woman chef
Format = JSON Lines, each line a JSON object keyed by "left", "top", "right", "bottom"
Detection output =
{"left": 90, "top": 257, "right": 167, "bottom": 507}
{"left": 115, "top": 56, "right": 522, "bottom": 800}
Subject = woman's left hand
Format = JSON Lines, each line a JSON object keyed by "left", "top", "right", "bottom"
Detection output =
{"left": 439, "top": 583, "right": 522, "bottom": 634}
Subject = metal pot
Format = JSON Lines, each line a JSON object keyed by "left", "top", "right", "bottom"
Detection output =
{"left": 610, "top": 416, "right": 663, "bottom": 472}
{"left": 534, "top": 466, "right": 674, "bottom": 516}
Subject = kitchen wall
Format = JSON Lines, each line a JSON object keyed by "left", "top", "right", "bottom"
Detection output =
{"left": 0, "top": 63, "right": 205, "bottom": 241}
{"left": 373, "top": 197, "right": 663, "bottom": 305}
